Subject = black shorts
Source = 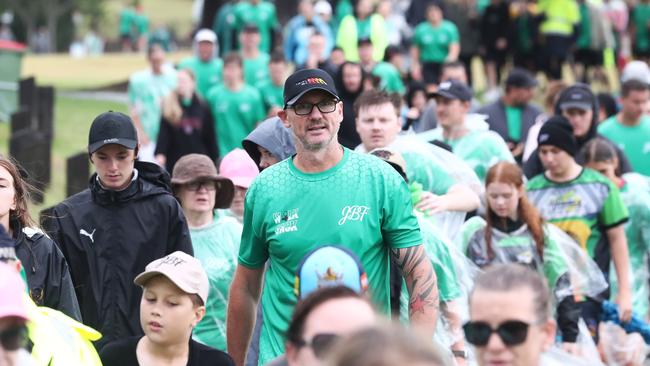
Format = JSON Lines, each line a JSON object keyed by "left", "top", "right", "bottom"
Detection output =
{"left": 579, "top": 298, "right": 602, "bottom": 343}
{"left": 574, "top": 49, "right": 604, "bottom": 67}
{"left": 484, "top": 47, "right": 508, "bottom": 64}
{"left": 120, "top": 34, "right": 132, "bottom": 43}
{"left": 422, "top": 62, "right": 443, "bottom": 85}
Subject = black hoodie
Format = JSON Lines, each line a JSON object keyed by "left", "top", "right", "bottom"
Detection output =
{"left": 44, "top": 161, "right": 193, "bottom": 350}
{"left": 523, "top": 85, "right": 632, "bottom": 178}
{"left": 335, "top": 62, "right": 368, "bottom": 149}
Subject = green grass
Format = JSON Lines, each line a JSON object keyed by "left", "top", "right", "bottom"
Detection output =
{"left": 0, "top": 96, "right": 127, "bottom": 211}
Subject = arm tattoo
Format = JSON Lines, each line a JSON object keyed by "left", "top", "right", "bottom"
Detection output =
{"left": 392, "top": 245, "right": 439, "bottom": 317}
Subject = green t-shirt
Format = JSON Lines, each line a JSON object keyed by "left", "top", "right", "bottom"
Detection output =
{"left": 527, "top": 168, "right": 629, "bottom": 277}
{"left": 504, "top": 105, "right": 523, "bottom": 142}
{"left": 191, "top": 216, "right": 242, "bottom": 350}
{"left": 243, "top": 52, "right": 271, "bottom": 88}
{"left": 460, "top": 217, "right": 568, "bottom": 293}
{"left": 609, "top": 174, "right": 650, "bottom": 316}
{"left": 598, "top": 115, "right": 650, "bottom": 176}
{"left": 119, "top": 8, "right": 135, "bottom": 36}
{"left": 412, "top": 20, "right": 459, "bottom": 63}
{"left": 128, "top": 68, "right": 178, "bottom": 142}
{"left": 206, "top": 84, "right": 265, "bottom": 156}
{"left": 234, "top": 1, "right": 279, "bottom": 53}
{"left": 418, "top": 128, "right": 514, "bottom": 182}
{"left": 239, "top": 148, "right": 422, "bottom": 364}
{"left": 134, "top": 13, "right": 149, "bottom": 36}
{"left": 632, "top": 3, "right": 650, "bottom": 51}
{"left": 576, "top": 3, "right": 592, "bottom": 49}
{"left": 257, "top": 80, "right": 284, "bottom": 112}
{"left": 178, "top": 56, "right": 223, "bottom": 99}
{"left": 372, "top": 62, "right": 406, "bottom": 95}
{"left": 356, "top": 17, "right": 372, "bottom": 40}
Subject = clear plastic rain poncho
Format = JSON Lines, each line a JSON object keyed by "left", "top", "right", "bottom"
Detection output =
{"left": 390, "top": 135, "right": 483, "bottom": 242}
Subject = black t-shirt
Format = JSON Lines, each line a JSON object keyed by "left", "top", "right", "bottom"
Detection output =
{"left": 100, "top": 336, "right": 235, "bottom": 366}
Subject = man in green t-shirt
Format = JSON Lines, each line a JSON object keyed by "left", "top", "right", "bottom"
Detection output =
{"left": 410, "top": 2, "right": 460, "bottom": 86}
{"left": 178, "top": 29, "right": 223, "bottom": 99}
{"left": 526, "top": 116, "right": 632, "bottom": 334}
{"left": 119, "top": 4, "right": 136, "bottom": 51}
{"left": 128, "top": 43, "right": 177, "bottom": 162}
{"left": 226, "top": 69, "right": 438, "bottom": 366}
{"left": 371, "top": 45, "right": 406, "bottom": 95}
{"left": 239, "top": 24, "right": 271, "bottom": 88}
{"left": 257, "top": 52, "right": 286, "bottom": 117}
{"left": 598, "top": 79, "right": 650, "bottom": 176}
{"left": 417, "top": 80, "right": 514, "bottom": 182}
{"left": 354, "top": 89, "right": 479, "bottom": 214}
{"left": 205, "top": 53, "right": 265, "bottom": 157}
{"left": 233, "top": 0, "right": 279, "bottom": 53}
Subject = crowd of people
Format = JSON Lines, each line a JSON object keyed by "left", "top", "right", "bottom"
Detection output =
{"left": 2, "top": 0, "right": 650, "bottom": 365}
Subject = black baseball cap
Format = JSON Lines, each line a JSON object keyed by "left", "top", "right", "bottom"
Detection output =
{"left": 431, "top": 80, "right": 472, "bottom": 101}
{"left": 88, "top": 111, "right": 138, "bottom": 154}
{"left": 505, "top": 68, "right": 538, "bottom": 89}
{"left": 283, "top": 68, "right": 339, "bottom": 108}
{"left": 558, "top": 87, "right": 593, "bottom": 112}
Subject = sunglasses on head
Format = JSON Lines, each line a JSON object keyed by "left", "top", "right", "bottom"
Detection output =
{"left": 297, "top": 333, "right": 339, "bottom": 359}
{"left": 0, "top": 325, "right": 28, "bottom": 351}
{"left": 463, "top": 320, "right": 533, "bottom": 347}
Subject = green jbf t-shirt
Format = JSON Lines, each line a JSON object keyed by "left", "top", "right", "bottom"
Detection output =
{"left": 206, "top": 84, "right": 265, "bottom": 156}
{"left": 128, "top": 68, "right": 178, "bottom": 142}
{"left": 372, "top": 62, "right": 406, "bottom": 95}
{"left": 240, "top": 149, "right": 422, "bottom": 365}
{"left": 505, "top": 105, "right": 523, "bottom": 142}
{"left": 527, "top": 168, "right": 629, "bottom": 277}
{"left": 460, "top": 217, "right": 568, "bottom": 293}
{"left": 610, "top": 174, "right": 650, "bottom": 316}
{"left": 413, "top": 20, "right": 459, "bottom": 63}
{"left": 234, "top": 1, "right": 279, "bottom": 53}
{"left": 257, "top": 80, "right": 284, "bottom": 112}
{"left": 598, "top": 115, "right": 650, "bottom": 176}
{"left": 178, "top": 56, "right": 223, "bottom": 99}
{"left": 243, "top": 52, "right": 271, "bottom": 88}
{"left": 191, "top": 216, "right": 242, "bottom": 350}
{"left": 418, "top": 128, "right": 514, "bottom": 182}
{"left": 632, "top": 3, "right": 650, "bottom": 51}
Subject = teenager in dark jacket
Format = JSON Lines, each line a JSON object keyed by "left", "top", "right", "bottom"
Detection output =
{"left": 0, "top": 156, "right": 81, "bottom": 321}
{"left": 44, "top": 111, "right": 193, "bottom": 350}
{"left": 524, "top": 84, "right": 632, "bottom": 178}
{"left": 155, "top": 69, "right": 218, "bottom": 173}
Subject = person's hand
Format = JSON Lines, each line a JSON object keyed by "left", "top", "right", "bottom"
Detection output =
{"left": 561, "top": 342, "right": 581, "bottom": 356}
{"left": 155, "top": 154, "right": 166, "bottom": 167}
{"left": 496, "top": 37, "right": 508, "bottom": 50}
{"left": 406, "top": 107, "right": 421, "bottom": 120}
{"left": 616, "top": 290, "right": 633, "bottom": 323}
{"left": 415, "top": 191, "right": 449, "bottom": 214}
{"left": 453, "top": 356, "right": 467, "bottom": 366}
{"left": 411, "top": 63, "right": 422, "bottom": 81}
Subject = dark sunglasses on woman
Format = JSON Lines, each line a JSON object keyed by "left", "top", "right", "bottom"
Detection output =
{"left": 295, "top": 333, "right": 339, "bottom": 359}
{"left": 463, "top": 320, "right": 534, "bottom": 347}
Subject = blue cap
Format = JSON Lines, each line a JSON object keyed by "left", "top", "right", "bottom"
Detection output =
{"left": 294, "top": 245, "right": 368, "bottom": 299}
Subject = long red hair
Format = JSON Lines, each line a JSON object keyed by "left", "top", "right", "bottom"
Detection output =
{"left": 484, "top": 162, "right": 545, "bottom": 260}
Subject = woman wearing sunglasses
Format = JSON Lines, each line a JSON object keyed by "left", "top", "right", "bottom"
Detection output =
{"left": 171, "top": 154, "right": 240, "bottom": 351}
{"left": 464, "top": 264, "right": 556, "bottom": 366}
{"left": 460, "top": 161, "right": 607, "bottom": 355}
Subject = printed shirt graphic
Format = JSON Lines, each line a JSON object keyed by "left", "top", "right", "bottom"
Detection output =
{"left": 527, "top": 169, "right": 628, "bottom": 277}
{"left": 190, "top": 216, "right": 242, "bottom": 350}
{"left": 239, "top": 148, "right": 422, "bottom": 365}
{"left": 598, "top": 115, "right": 650, "bottom": 176}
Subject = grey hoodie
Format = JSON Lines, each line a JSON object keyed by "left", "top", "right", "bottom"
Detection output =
{"left": 242, "top": 117, "right": 296, "bottom": 166}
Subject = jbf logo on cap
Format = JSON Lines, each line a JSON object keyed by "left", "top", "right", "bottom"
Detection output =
{"left": 296, "top": 77, "right": 328, "bottom": 86}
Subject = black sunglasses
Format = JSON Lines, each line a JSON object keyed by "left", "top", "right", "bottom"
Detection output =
{"left": 463, "top": 320, "right": 532, "bottom": 346}
{"left": 0, "top": 325, "right": 28, "bottom": 351}
{"left": 297, "top": 333, "right": 339, "bottom": 359}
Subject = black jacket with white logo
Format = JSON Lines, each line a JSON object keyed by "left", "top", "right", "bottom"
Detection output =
{"left": 44, "top": 161, "right": 193, "bottom": 349}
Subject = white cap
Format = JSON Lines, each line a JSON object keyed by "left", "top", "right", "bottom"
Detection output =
{"left": 134, "top": 251, "right": 209, "bottom": 305}
{"left": 195, "top": 28, "right": 217, "bottom": 44}
{"left": 314, "top": 0, "right": 332, "bottom": 15}
{"left": 621, "top": 60, "right": 650, "bottom": 84}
